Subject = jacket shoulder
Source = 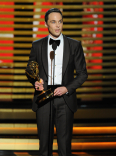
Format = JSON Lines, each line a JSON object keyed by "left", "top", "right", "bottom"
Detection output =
{"left": 67, "top": 36, "right": 81, "bottom": 45}
{"left": 32, "top": 36, "right": 48, "bottom": 46}
{"left": 63, "top": 35, "right": 81, "bottom": 50}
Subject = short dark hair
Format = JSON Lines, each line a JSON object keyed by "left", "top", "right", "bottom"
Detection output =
{"left": 45, "top": 8, "right": 63, "bottom": 23}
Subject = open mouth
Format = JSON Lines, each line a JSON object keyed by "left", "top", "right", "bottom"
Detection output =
{"left": 55, "top": 29, "right": 60, "bottom": 32}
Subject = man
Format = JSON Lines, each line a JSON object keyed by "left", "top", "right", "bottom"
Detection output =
{"left": 26, "top": 8, "right": 88, "bottom": 156}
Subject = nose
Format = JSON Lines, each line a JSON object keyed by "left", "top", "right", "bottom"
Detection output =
{"left": 56, "top": 22, "right": 60, "bottom": 27}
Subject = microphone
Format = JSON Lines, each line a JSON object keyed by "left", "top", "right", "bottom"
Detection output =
{"left": 50, "top": 40, "right": 58, "bottom": 85}
{"left": 50, "top": 51, "right": 54, "bottom": 60}
{"left": 51, "top": 42, "right": 57, "bottom": 86}
{"left": 50, "top": 51, "right": 54, "bottom": 85}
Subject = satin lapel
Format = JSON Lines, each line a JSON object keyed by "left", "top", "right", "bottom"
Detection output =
{"left": 62, "top": 35, "right": 70, "bottom": 78}
{"left": 41, "top": 36, "right": 48, "bottom": 78}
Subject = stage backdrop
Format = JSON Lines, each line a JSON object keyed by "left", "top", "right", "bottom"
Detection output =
{"left": 0, "top": 0, "right": 116, "bottom": 107}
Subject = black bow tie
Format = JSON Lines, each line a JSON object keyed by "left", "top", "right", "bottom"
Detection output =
{"left": 49, "top": 38, "right": 60, "bottom": 46}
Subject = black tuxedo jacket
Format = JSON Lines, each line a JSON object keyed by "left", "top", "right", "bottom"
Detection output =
{"left": 26, "top": 35, "right": 88, "bottom": 113}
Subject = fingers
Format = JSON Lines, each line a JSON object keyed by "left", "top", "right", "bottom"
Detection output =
{"left": 35, "top": 79, "right": 44, "bottom": 91}
{"left": 54, "top": 87, "right": 67, "bottom": 96}
{"left": 54, "top": 88, "right": 61, "bottom": 96}
{"left": 37, "top": 85, "right": 44, "bottom": 91}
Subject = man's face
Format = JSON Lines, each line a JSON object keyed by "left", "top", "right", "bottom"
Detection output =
{"left": 45, "top": 12, "right": 63, "bottom": 39}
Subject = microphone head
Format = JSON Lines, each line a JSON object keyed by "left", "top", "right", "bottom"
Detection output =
{"left": 50, "top": 51, "right": 54, "bottom": 60}
{"left": 52, "top": 42, "right": 57, "bottom": 51}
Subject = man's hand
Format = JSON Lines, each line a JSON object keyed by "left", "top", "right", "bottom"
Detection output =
{"left": 35, "top": 79, "right": 44, "bottom": 91}
{"left": 54, "top": 87, "right": 68, "bottom": 96}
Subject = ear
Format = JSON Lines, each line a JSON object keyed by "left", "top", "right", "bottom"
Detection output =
{"left": 45, "top": 22, "right": 48, "bottom": 28}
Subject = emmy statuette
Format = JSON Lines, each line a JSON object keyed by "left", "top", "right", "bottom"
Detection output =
{"left": 25, "top": 61, "right": 53, "bottom": 103}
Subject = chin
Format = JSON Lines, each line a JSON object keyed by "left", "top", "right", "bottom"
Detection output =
{"left": 50, "top": 32, "right": 61, "bottom": 38}
{"left": 55, "top": 33, "right": 61, "bottom": 37}
{"left": 55, "top": 35, "right": 60, "bottom": 38}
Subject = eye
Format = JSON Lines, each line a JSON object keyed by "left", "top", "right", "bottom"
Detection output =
{"left": 59, "top": 20, "right": 63, "bottom": 23}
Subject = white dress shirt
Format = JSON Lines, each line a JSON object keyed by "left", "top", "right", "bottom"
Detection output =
{"left": 48, "top": 34, "right": 64, "bottom": 85}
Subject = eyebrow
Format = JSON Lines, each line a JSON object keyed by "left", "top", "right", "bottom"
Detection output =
{"left": 50, "top": 19, "right": 63, "bottom": 22}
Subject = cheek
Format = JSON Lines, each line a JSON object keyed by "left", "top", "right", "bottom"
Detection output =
{"left": 49, "top": 26, "right": 54, "bottom": 31}
{"left": 51, "top": 27, "right": 56, "bottom": 32}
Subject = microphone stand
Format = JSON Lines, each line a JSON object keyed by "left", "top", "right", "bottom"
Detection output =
{"left": 48, "top": 42, "right": 57, "bottom": 156}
